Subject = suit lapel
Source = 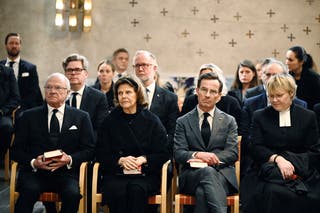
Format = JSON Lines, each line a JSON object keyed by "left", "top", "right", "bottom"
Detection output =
{"left": 61, "top": 105, "right": 72, "bottom": 133}
{"left": 187, "top": 108, "right": 206, "bottom": 148}
{"left": 207, "top": 108, "right": 223, "bottom": 149}
{"left": 80, "top": 86, "right": 89, "bottom": 110}
{"left": 150, "top": 86, "right": 161, "bottom": 111}
{"left": 40, "top": 105, "right": 50, "bottom": 137}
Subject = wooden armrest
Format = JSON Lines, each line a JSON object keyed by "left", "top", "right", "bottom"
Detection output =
{"left": 92, "top": 162, "right": 100, "bottom": 198}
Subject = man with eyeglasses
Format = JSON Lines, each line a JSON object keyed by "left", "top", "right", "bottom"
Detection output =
{"left": 133, "top": 50, "right": 179, "bottom": 155}
{"left": 62, "top": 53, "right": 107, "bottom": 134}
{"left": 240, "top": 59, "right": 307, "bottom": 177}
{"left": 11, "top": 73, "right": 95, "bottom": 213}
{"left": 174, "top": 72, "right": 238, "bottom": 213}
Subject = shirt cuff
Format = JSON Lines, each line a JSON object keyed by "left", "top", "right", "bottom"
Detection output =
{"left": 192, "top": 152, "right": 198, "bottom": 158}
{"left": 30, "top": 159, "right": 37, "bottom": 172}
{"left": 66, "top": 155, "right": 72, "bottom": 169}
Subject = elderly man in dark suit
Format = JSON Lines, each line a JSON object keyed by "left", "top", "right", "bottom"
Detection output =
{"left": 0, "top": 33, "right": 43, "bottom": 112}
{"left": 11, "top": 73, "right": 95, "bottom": 213}
{"left": 62, "top": 53, "right": 108, "bottom": 133}
{"left": 133, "top": 50, "right": 179, "bottom": 153}
{"left": 0, "top": 64, "right": 20, "bottom": 158}
{"left": 174, "top": 72, "right": 238, "bottom": 213}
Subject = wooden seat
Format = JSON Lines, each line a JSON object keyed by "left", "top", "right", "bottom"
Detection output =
{"left": 10, "top": 161, "right": 88, "bottom": 213}
{"left": 4, "top": 106, "right": 20, "bottom": 181}
{"left": 92, "top": 160, "right": 173, "bottom": 213}
{"left": 174, "top": 136, "right": 242, "bottom": 213}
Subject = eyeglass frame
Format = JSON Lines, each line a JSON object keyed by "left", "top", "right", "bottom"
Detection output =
{"left": 198, "top": 87, "right": 220, "bottom": 96}
{"left": 65, "top": 68, "right": 85, "bottom": 74}
{"left": 132, "top": 63, "right": 154, "bottom": 70}
{"left": 44, "top": 85, "right": 68, "bottom": 92}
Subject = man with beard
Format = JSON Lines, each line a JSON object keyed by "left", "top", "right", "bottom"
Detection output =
{"left": 0, "top": 33, "right": 43, "bottom": 113}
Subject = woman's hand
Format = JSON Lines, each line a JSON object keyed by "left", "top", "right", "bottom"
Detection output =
{"left": 275, "top": 155, "right": 295, "bottom": 180}
{"left": 119, "top": 156, "right": 146, "bottom": 170}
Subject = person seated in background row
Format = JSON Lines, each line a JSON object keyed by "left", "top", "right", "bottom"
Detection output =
{"left": 180, "top": 63, "right": 242, "bottom": 127}
{"left": 228, "top": 59, "right": 258, "bottom": 106}
{"left": 92, "top": 59, "right": 115, "bottom": 113}
{"left": 11, "top": 73, "right": 95, "bottom": 213}
{"left": 96, "top": 76, "right": 169, "bottom": 213}
{"left": 241, "top": 73, "right": 320, "bottom": 213}
{"left": 0, "top": 64, "right": 20, "bottom": 159}
{"left": 174, "top": 72, "right": 238, "bottom": 213}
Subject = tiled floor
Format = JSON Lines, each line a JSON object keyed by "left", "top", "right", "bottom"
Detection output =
{"left": 0, "top": 166, "right": 45, "bottom": 213}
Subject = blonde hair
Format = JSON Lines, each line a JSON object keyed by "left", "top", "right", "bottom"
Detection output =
{"left": 266, "top": 73, "right": 296, "bottom": 98}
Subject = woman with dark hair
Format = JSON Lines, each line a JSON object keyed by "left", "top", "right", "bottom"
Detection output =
{"left": 286, "top": 46, "right": 320, "bottom": 109}
{"left": 241, "top": 73, "right": 320, "bottom": 213}
{"left": 96, "top": 76, "right": 169, "bottom": 213}
{"left": 228, "top": 59, "right": 258, "bottom": 106}
{"left": 92, "top": 59, "right": 115, "bottom": 112}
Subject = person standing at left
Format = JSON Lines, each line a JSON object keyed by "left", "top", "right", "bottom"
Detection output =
{"left": 0, "top": 33, "right": 43, "bottom": 113}
{"left": 11, "top": 73, "right": 95, "bottom": 213}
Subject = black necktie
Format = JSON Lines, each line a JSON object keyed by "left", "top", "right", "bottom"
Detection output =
{"left": 71, "top": 92, "right": 78, "bottom": 108}
{"left": 50, "top": 109, "right": 60, "bottom": 134}
{"left": 9, "top": 61, "right": 15, "bottom": 68}
{"left": 118, "top": 73, "right": 122, "bottom": 78}
{"left": 201, "top": 112, "right": 211, "bottom": 147}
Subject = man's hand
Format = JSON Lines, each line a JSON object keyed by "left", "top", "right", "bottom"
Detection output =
{"left": 118, "top": 156, "right": 147, "bottom": 171}
{"left": 33, "top": 155, "right": 53, "bottom": 171}
{"left": 275, "top": 156, "right": 295, "bottom": 180}
{"left": 48, "top": 152, "right": 71, "bottom": 172}
{"left": 192, "top": 152, "right": 220, "bottom": 166}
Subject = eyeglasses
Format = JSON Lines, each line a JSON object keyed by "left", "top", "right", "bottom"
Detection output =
{"left": 199, "top": 87, "right": 219, "bottom": 96}
{"left": 44, "top": 86, "right": 68, "bottom": 92}
{"left": 65, "top": 68, "right": 85, "bottom": 73}
{"left": 132, "top": 63, "right": 153, "bottom": 69}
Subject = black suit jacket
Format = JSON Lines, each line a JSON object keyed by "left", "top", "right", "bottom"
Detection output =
{"left": 67, "top": 86, "right": 108, "bottom": 131}
{"left": 0, "top": 64, "right": 20, "bottom": 115}
{"left": 0, "top": 59, "right": 43, "bottom": 111}
{"left": 11, "top": 104, "right": 95, "bottom": 175}
{"left": 149, "top": 85, "right": 179, "bottom": 149}
{"left": 244, "top": 85, "right": 264, "bottom": 99}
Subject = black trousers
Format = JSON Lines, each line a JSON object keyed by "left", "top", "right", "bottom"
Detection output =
{"left": 15, "top": 171, "right": 81, "bottom": 213}
{"left": 0, "top": 116, "right": 13, "bottom": 158}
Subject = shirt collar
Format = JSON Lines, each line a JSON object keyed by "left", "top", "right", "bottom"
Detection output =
{"left": 6, "top": 56, "right": 20, "bottom": 64}
{"left": 71, "top": 85, "right": 85, "bottom": 96}
{"left": 197, "top": 106, "right": 215, "bottom": 118}
{"left": 47, "top": 103, "right": 65, "bottom": 114}
{"left": 146, "top": 81, "right": 156, "bottom": 94}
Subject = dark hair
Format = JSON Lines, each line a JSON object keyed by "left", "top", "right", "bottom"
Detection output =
{"left": 62, "top": 53, "right": 89, "bottom": 71}
{"left": 112, "top": 48, "right": 129, "bottom": 58}
{"left": 288, "top": 46, "right": 314, "bottom": 70}
{"left": 5, "top": 33, "right": 21, "bottom": 44}
{"left": 114, "top": 76, "right": 148, "bottom": 108}
{"left": 97, "top": 59, "right": 115, "bottom": 72}
{"left": 197, "top": 72, "right": 223, "bottom": 93}
{"left": 231, "top": 59, "right": 258, "bottom": 89}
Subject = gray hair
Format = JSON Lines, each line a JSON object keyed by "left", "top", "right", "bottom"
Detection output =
{"left": 265, "top": 59, "right": 288, "bottom": 74}
{"left": 132, "top": 50, "right": 158, "bottom": 67}
{"left": 62, "top": 53, "right": 89, "bottom": 71}
{"left": 45, "top": 72, "right": 71, "bottom": 90}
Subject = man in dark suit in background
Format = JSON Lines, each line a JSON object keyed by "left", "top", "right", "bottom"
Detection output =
{"left": 11, "top": 73, "right": 95, "bottom": 213}
{"left": 0, "top": 64, "right": 20, "bottom": 158}
{"left": 0, "top": 33, "right": 43, "bottom": 113}
{"left": 133, "top": 50, "right": 179, "bottom": 153}
{"left": 174, "top": 72, "right": 238, "bottom": 213}
{"left": 62, "top": 53, "right": 108, "bottom": 133}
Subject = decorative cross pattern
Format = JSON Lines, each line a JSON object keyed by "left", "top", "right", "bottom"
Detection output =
{"left": 234, "top": 12, "right": 242, "bottom": 21}
{"left": 160, "top": 8, "right": 168, "bottom": 16}
{"left": 210, "top": 15, "right": 219, "bottom": 23}
{"left": 131, "top": 19, "right": 139, "bottom": 27}
{"left": 144, "top": 34, "right": 152, "bottom": 42}
{"left": 287, "top": 33, "right": 296, "bottom": 42}
{"left": 303, "top": 26, "right": 311, "bottom": 35}
{"left": 210, "top": 31, "right": 219, "bottom": 39}
{"left": 181, "top": 29, "right": 190, "bottom": 38}
{"left": 306, "top": 0, "right": 314, "bottom": 5}
{"left": 228, "top": 39, "right": 237, "bottom": 47}
{"left": 191, "top": 6, "right": 199, "bottom": 15}
{"left": 272, "top": 49, "right": 280, "bottom": 58}
{"left": 317, "top": 42, "right": 320, "bottom": 48}
{"left": 246, "top": 30, "right": 254, "bottom": 38}
{"left": 215, "top": 0, "right": 222, "bottom": 3}
{"left": 281, "top": 24, "right": 289, "bottom": 32}
{"left": 267, "top": 9, "right": 275, "bottom": 18}
{"left": 316, "top": 15, "right": 320, "bottom": 23}
{"left": 196, "top": 48, "right": 204, "bottom": 56}
{"left": 129, "top": 0, "right": 138, "bottom": 7}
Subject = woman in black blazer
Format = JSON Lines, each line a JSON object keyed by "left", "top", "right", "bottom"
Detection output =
{"left": 241, "top": 73, "right": 320, "bottom": 213}
{"left": 96, "top": 76, "right": 169, "bottom": 213}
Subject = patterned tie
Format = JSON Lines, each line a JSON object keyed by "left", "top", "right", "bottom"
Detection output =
{"left": 50, "top": 109, "right": 60, "bottom": 134}
{"left": 201, "top": 112, "right": 211, "bottom": 147}
{"left": 71, "top": 92, "right": 78, "bottom": 108}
